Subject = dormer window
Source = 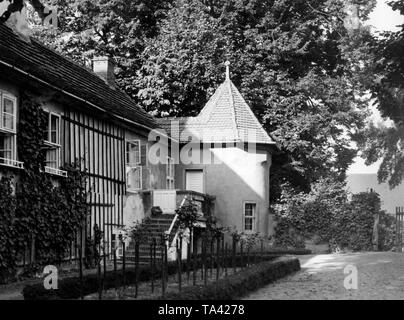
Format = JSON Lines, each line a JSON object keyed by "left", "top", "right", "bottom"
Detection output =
{"left": 0, "top": 92, "right": 23, "bottom": 169}
{"left": 42, "top": 110, "right": 66, "bottom": 177}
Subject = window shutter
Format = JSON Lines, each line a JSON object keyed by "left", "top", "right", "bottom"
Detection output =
{"left": 141, "top": 166, "right": 150, "bottom": 190}
{"left": 140, "top": 143, "right": 149, "bottom": 189}
{"left": 185, "top": 170, "right": 204, "bottom": 193}
{"left": 140, "top": 144, "right": 147, "bottom": 166}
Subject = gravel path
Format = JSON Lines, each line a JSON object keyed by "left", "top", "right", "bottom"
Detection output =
{"left": 242, "top": 252, "right": 404, "bottom": 300}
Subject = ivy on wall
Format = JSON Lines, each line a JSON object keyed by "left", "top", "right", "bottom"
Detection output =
{"left": 0, "top": 91, "right": 88, "bottom": 283}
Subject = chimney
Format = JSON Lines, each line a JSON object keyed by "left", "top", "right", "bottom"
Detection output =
{"left": 92, "top": 56, "right": 116, "bottom": 88}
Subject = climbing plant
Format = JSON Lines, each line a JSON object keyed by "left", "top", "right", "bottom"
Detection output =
{"left": 0, "top": 91, "right": 89, "bottom": 281}
{"left": 0, "top": 177, "right": 17, "bottom": 283}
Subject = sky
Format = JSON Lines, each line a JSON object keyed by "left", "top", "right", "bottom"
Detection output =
{"left": 347, "top": 0, "right": 404, "bottom": 175}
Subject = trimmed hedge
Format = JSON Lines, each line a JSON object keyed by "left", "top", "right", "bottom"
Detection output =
{"left": 261, "top": 248, "right": 311, "bottom": 255}
{"left": 153, "top": 257, "right": 300, "bottom": 300}
{"left": 22, "top": 254, "right": 279, "bottom": 300}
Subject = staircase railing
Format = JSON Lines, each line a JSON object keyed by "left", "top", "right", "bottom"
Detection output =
{"left": 165, "top": 196, "right": 187, "bottom": 250}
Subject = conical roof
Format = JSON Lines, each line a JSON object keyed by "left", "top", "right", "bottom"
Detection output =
{"left": 158, "top": 64, "right": 275, "bottom": 145}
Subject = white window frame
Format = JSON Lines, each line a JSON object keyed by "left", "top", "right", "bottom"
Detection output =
{"left": 126, "top": 140, "right": 142, "bottom": 192}
{"left": 42, "top": 109, "right": 66, "bottom": 177}
{"left": 126, "top": 140, "right": 141, "bottom": 166}
{"left": 243, "top": 202, "right": 257, "bottom": 233}
{"left": 0, "top": 134, "right": 23, "bottom": 169}
{"left": 0, "top": 92, "right": 22, "bottom": 169}
{"left": 166, "top": 156, "right": 175, "bottom": 190}
{"left": 0, "top": 93, "right": 17, "bottom": 134}
{"left": 43, "top": 111, "right": 61, "bottom": 147}
{"left": 126, "top": 165, "right": 142, "bottom": 192}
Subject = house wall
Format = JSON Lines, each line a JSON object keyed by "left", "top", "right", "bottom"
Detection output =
{"left": 175, "top": 145, "right": 273, "bottom": 237}
{"left": 122, "top": 132, "right": 173, "bottom": 229}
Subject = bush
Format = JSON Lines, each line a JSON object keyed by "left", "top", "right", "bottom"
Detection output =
{"left": 274, "top": 178, "right": 394, "bottom": 252}
{"left": 22, "top": 254, "right": 281, "bottom": 300}
{"left": 154, "top": 257, "right": 300, "bottom": 300}
{"left": 274, "top": 178, "right": 346, "bottom": 248}
{"left": 331, "top": 193, "right": 377, "bottom": 251}
{"left": 378, "top": 212, "right": 396, "bottom": 251}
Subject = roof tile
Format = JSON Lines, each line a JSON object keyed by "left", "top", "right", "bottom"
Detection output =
{"left": 0, "top": 25, "right": 157, "bottom": 130}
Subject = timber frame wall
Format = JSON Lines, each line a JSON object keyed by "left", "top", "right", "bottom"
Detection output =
{"left": 62, "top": 108, "right": 127, "bottom": 258}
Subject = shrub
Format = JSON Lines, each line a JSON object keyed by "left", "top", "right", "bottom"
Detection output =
{"left": 274, "top": 178, "right": 393, "bottom": 252}
{"left": 22, "top": 254, "right": 281, "bottom": 300}
{"left": 378, "top": 211, "right": 396, "bottom": 251}
{"left": 154, "top": 257, "right": 300, "bottom": 300}
{"left": 274, "top": 178, "right": 346, "bottom": 248}
{"left": 0, "top": 177, "right": 17, "bottom": 284}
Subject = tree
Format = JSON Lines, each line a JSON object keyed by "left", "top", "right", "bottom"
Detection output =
{"left": 29, "top": 0, "right": 377, "bottom": 200}
{"left": 28, "top": 0, "right": 172, "bottom": 100}
{"left": 135, "top": 0, "right": 375, "bottom": 198}
{"left": 358, "top": 1, "right": 404, "bottom": 188}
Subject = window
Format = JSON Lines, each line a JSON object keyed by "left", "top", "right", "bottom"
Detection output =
{"left": 126, "top": 140, "right": 141, "bottom": 166}
{"left": 0, "top": 92, "right": 22, "bottom": 169}
{"left": 166, "top": 156, "right": 175, "bottom": 189}
{"left": 244, "top": 202, "right": 256, "bottom": 232}
{"left": 2, "top": 95, "right": 16, "bottom": 132}
{"left": 45, "top": 148, "right": 59, "bottom": 169}
{"left": 126, "top": 140, "right": 142, "bottom": 191}
{"left": 0, "top": 135, "right": 14, "bottom": 160}
{"left": 126, "top": 166, "right": 142, "bottom": 191}
{"left": 42, "top": 110, "right": 66, "bottom": 176}
{"left": 44, "top": 111, "right": 60, "bottom": 146}
{"left": 185, "top": 169, "right": 204, "bottom": 193}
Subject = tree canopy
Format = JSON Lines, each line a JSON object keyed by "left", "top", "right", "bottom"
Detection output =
{"left": 28, "top": 0, "right": 377, "bottom": 200}
{"left": 357, "top": 1, "right": 404, "bottom": 188}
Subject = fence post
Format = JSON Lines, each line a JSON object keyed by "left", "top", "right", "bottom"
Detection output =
{"left": 240, "top": 241, "right": 244, "bottom": 270}
{"left": 221, "top": 234, "right": 225, "bottom": 275}
{"left": 78, "top": 240, "right": 83, "bottom": 300}
{"left": 103, "top": 240, "right": 107, "bottom": 287}
{"left": 232, "top": 238, "right": 236, "bottom": 273}
{"left": 135, "top": 240, "right": 139, "bottom": 298}
{"left": 161, "top": 236, "right": 166, "bottom": 298}
{"left": 113, "top": 238, "right": 117, "bottom": 292}
{"left": 150, "top": 241, "right": 154, "bottom": 293}
{"left": 121, "top": 237, "right": 126, "bottom": 290}
{"left": 225, "top": 243, "right": 228, "bottom": 277}
{"left": 210, "top": 239, "right": 214, "bottom": 278}
{"left": 216, "top": 236, "right": 220, "bottom": 281}
{"left": 164, "top": 236, "right": 168, "bottom": 284}
{"left": 113, "top": 238, "right": 117, "bottom": 272}
{"left": 247, "top": 245, "right": 250, "bottom": 267}
{"left": 203, "top": 237, "right": 207, "bottom": 286}
{"left": 177, "top": 237, "right": 182, "bottom": 292}
{"left": 192, "top": 239, "right": 197, "bottom": 286}
{"left": 97, "top": 255, "right": 102, "bottom": 300}
{"left": 187, "top": 231, "right": 191, "bottom": 283}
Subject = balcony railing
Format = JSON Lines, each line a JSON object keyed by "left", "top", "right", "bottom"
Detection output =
{"left": 44, "top": 166, "right": 68, "bottom": 177}
{"left": 0, "top": 157, "right": 24, "bottom": 169}
{"left": 141, "top": 189, "right": 215, "bottom": 219}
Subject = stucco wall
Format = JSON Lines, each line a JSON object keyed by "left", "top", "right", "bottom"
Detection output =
{"left": 123, "top": 132, "right": 172, "bottom": 228}
{"left": 176, "top": 145, "right": 272, "bottom": 236}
